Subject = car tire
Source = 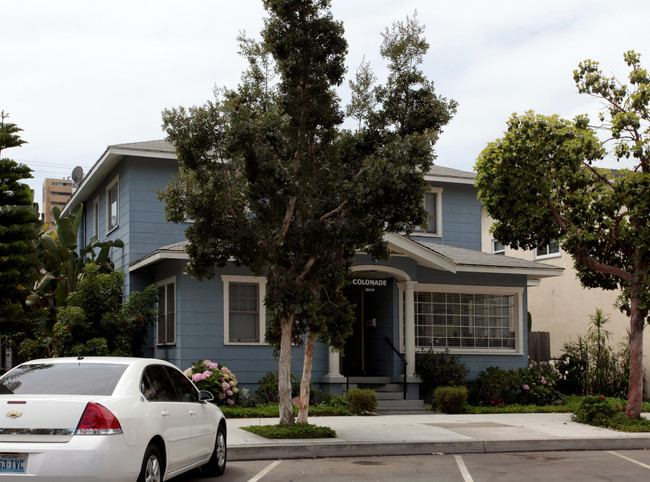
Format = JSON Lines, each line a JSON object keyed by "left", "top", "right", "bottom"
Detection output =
{"left": 201, "top": 423, "right": 227, "bottom": 477}
{"left": 138, "top": 444, "right": 164, "bottom": 482}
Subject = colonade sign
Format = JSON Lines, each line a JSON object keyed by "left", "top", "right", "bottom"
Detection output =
{"left": 351, "top": 278, "right": 389, "bottom": 293}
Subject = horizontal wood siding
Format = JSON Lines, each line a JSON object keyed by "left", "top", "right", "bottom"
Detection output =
{"left": 412, "top": 182, "right": 481, "bottom": 250}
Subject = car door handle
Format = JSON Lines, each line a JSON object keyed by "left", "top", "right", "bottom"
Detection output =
{"left": 161, "top": 409, "right": 169, "bottom": 418}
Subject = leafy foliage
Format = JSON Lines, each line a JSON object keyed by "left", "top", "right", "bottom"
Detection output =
{"left": 0, "top": 112, "right": 41, "bottom": 356}
{"left": 256, "top": 371, "right": 301, "bottom": 404}
{"left": 468, "top": 364, "right": 563, "bottom": 407}
{"left": 415, "top": 348, "right": 470, "bottom": 396}
{"left": 183, "top": 360, "right": 239, "bottom": 406}
{"left": 556, "top": 309, "right": 631, "bottom": 398}
{"left": 241, "top": 423, "right": 336, "bottom": 439}
{"left": 20, "top": 263, "right": 157, "bottom": 359}
{"left": 572, "top": 395, "right": 618, "bottom": 426}
{"left": 475, "top": 51, "right": 650, "bottom": 417}
{"left": 434, "top": 386, "right": 468, "bottom": 414}
{"left": 160, "top": 1, "right": 455, "bottom": 424}
{"left": 345, "top": 388, "right": 377, "bottom": 415}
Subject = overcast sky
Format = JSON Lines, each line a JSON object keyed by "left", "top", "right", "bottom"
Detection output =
{"left": 5, "top": 0, "right": 650, "bottom": 206}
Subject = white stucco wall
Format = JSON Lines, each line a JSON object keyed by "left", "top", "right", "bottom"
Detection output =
{"left": 481, "top": 207, "right": 649, "bottom": 397}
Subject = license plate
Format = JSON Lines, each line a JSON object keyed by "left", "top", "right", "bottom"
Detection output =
{"left": 0, "top": 453, "right": 26, "bottom": 473}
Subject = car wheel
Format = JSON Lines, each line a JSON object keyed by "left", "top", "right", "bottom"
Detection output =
{"left": 201, "top": 423, "right": 227, "bottom": 477}
{"left": 138, "top": 444, "right": 163, "bottom": 482}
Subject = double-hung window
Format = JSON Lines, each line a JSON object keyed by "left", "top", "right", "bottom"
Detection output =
{"left": 157, "top": 278, "right": 176, "bottom": 345}
{"left": 222, "top": 275, "right": 266, "bottom": 344}
{"left": 414, "top": 187, "right": 443, "bottom": 236}
{"left": 106, "top": 176, "right": 119, "bottom": 233}
{"left": 92, "top": 197, "right": 99, "bottom": 239}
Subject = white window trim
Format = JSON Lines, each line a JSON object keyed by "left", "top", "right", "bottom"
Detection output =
{"left": 413, "top": 283, "right": 524, "bottom": 356}
{"left": 156, "top": 276, "right": 176, "bottom": 346}
{"left": 92, "top": 197, "right": 99, "bottom": 239}
{"left": 534, "top": 241, "right": 561, "bottom": 260}
{"left": 491, "top": 239, "right": 505, "bottom": 255}
{"left": 414, "top": 187, "right": 443, "bottom": 238}
{"left": 222, "top": 275, "right": 267, "bottom": 346}
{"left": 106, "top": 175, "right": 119, "bottom": 234}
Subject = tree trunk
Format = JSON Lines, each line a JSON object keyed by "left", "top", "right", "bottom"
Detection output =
{"left": 278, "top": 315, "right": 295, "bottom": 425}
{"left": 625, "top": 274, "right": 645, "bottom": 419}
{"left": 295, "top": 332, "right": 315, "bottom": 424}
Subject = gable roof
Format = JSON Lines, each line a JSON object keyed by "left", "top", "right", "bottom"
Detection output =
{"left": 130, "top": 233, "right": 562, "bottom": 281}
{"left": 62, "top": 140, "right": 177, "bottom": 216}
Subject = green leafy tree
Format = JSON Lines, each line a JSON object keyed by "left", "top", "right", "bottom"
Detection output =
{"left": 475, "top": 51, "right": 650, "bottom": 418}
{"left": 20, "top": 263, "right": 158, "bottom": 360}
{"left": 0, "top": 112, "right": 41, "bottom": 358}
{"left": 160, "top": 1, "right": 455, "bottom": 425}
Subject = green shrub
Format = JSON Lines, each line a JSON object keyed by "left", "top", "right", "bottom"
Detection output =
{"left": 572, "top": 395, "right": 618, "bottom": 426}
{"left": 556, "top": 309, "right": 632, "bottom": 398}
{"left": 345, "top": 388, "right": 377, "bottom": 414}
{"left": 468, "top": 366, "right": 522, "bottom": 406}
{"left": 518, "top": 362, "right": 564, "bottom": 406}
{"left": 416, "top": 349, "right": 469, "bottom": 398}
{"left": 255, "top": 371, "right": 301, "bottom": 403}
{"left": 322, "top": 393, "right": 349, "bottom": 409}
{"left": 434, "top": 386, "right": 468, "bottom": 414}
{"left": 242, "top": 424, "right": 336, "bottom": 439}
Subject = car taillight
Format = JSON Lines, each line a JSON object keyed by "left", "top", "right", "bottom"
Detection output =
{"left": 75, "top": 402, "right": 123, "bottom": 435}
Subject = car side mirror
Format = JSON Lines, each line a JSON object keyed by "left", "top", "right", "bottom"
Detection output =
{"left": 199, "top": 390, "right": 215, "bottom": 402}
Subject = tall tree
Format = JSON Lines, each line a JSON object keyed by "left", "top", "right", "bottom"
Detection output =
{"left": 0, "top": 112, "right": 41, "bottom": 359}
{"left": 161, "top": 1, "right": 455, "bottom": 424}
{"left": 475, "top": 51, "right": 650, "bottom": 418}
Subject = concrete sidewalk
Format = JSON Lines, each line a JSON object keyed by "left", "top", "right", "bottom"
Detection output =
{"left": 227, "top": 413, "right": 650, "bottom": 461}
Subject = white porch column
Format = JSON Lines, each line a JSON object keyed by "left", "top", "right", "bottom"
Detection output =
{"left": 404, "top": 281, "right": 416, "bottom": 377}
{"left": 326, "top": 348, "right": 341, "bottom": 378}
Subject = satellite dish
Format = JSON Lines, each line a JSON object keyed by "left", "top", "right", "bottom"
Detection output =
{"left": 71, "top": 166, "right": 84, "bottom": 187}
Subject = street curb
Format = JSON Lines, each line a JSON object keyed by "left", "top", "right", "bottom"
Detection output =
{"left": 229, "top": 437, "right": 650, "bottom": 461}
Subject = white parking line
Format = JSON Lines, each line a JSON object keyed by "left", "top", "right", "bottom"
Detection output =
{"left": 454, "top": 455, "right": 474, "bottom": 482}
{"left": 608, "top": 451, "right": 650, "bottom": 470}
{"left": 247, "top": 460, "right": 282, "bottom": 482}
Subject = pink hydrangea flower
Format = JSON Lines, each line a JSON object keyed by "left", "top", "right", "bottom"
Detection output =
{"left": 541, "top": 378, "right": 547, "bottom": 385}
{"left": 226, "top": 390, "right": 233, "bottom": 396}
{"left": 522, "top": 384, "right": 530, "bottom": 390}
{"left": 221, "top": 367, "right": 231, "bottom": 375}
{"left": 192, "top": 373, "right": 206, "bottom": 382}
{"left": 222, "top": 381, "right": 230, "bottom": 391}
{"left": 205, "top": 361, "right": 220, "bottom": 370}
{"left": 183, "top": 368, "right": 193, "bottom": 377}
{"left": 202, "top": 370, "right": 212, "bottom": 378}
{"left": 227, "top": 399, "right": 235, "bottom": 405}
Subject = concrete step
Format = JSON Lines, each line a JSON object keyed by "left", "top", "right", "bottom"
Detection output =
{"left": 375, "top": 391, "right": 405, "bottom": 400}
{"left": 377, "top": 399, "right": 426, "bottom": 409}
{"left": 346, "top": 376, "right": 392, "bottom": 385}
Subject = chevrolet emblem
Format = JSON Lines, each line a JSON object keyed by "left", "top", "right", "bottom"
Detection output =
{"left": 6, "top": 411, "right": 22, "bottom": 418}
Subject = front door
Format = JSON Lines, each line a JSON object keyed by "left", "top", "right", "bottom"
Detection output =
{"left": 342, "top": 287, "right": 365, "bottom": 376}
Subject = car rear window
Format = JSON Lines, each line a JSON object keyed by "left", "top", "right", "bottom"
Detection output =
{"left": 0, "top": 363, "right": 128, "bottom": 395}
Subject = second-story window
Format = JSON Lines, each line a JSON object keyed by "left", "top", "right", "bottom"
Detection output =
{"left": 414, "top": 187, "right": 443, "bottom": 236}
{"left": 535, "top": 239, "right": 560, "bottom": 259}
{"left": 492, "top": 240, "right": 505, "bottom": 255}
{"left": 106, "top": 176, "right": 119, "bottom": 233}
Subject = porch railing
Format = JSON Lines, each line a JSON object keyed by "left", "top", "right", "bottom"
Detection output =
{"left": 384, "top": 337, "right": 407, "bottom": 400}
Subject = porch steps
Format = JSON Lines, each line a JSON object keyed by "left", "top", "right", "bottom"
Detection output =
{"left": 343, "top": 377, "right": 430, "bottom": 414}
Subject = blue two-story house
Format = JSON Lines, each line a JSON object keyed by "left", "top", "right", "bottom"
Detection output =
{"left": 63, "top": 140, "right": 561, "bottom": 400}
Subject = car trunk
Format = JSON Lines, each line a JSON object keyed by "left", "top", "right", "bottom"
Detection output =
{"left": 0, "top": 396, "right": 93, "bottom": 443}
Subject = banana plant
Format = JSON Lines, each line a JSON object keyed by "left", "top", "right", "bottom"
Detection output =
{"left": 27, "top": 204, "right": 124, "bottom": 311}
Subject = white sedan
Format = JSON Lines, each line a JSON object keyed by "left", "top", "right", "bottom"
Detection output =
{"left": 0, "top": 357, "right": 227, "bottom": 481}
